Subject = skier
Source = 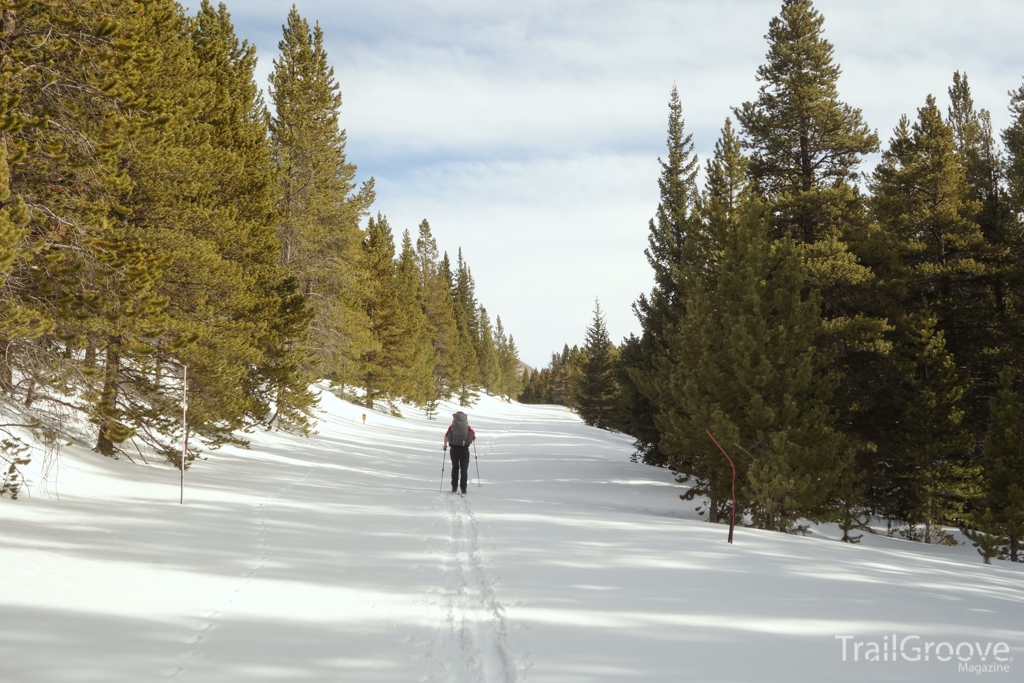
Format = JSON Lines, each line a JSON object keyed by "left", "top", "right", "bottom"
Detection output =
{"left": 443, "top": 411, "right": 476, "bottom": 495}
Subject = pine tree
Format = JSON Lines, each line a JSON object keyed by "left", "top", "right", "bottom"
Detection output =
{"left": 983, "top": 367, "right": 1024, "bottom": 561}
{"left": 476, "top": 307, "right": 501, "bottom": 393}
{"left": 493, "top": 315, "right": 523, "bottom": 399}
{"left": 416, "top": 220, "right": 463, "bottom": 401}
{"left": 554, "top": 345, "right": 582, "bottom": 408}
{"left": 71, "top": 0, "right": 196, "bottom": 456}
{"left": 734, "top": 1, "right": 887, "bottom": 464}
{"left": 189, "top": 0, "right": 315, "bottom": 432}
{"left": 866, "top": 96, "right": 990, "bottom": 519}
{"left": 734, "top": 0, "right": 878, "bottom": 247}
{"left": 894, "top": 315, "right": 979, "bottom": 544}
{"left": 636, "top": 85, "right": 701, "bottom": 326}
{"left": 655, "top": 199, "right": 852, "bottom": 531}
{"left": 947, "top": 75, "right": 1021, "bottom": 408}
{"left": 394, "top": 229, "right": 437, "bottom": 405}
{"left": 269, "top": 6, "right": 374, "bottom": 388}
{"left": 577, "top": 300, "right": 618, "bottom": 429}
{"left": 455, "top": 249, "right": 481, "bottom": 353}
{"left": 626, "top": 86, "right": 701, "bottom": 464}
{"left": 703, "top": 117, "right": 748, "bottom": 230}
{"left": 358, "top": 213, "right": 403, "bottom": 409}
{"left": 0, "top": 1, "right": 127, "bottom": 418}
{"left": 1003, "top": 79, "right": 1024, "bottom": 215}
{"left": 962, "top": 509, "right": 1006, "bottom": 565}
{"left": 94, "top": 0, "right": 301, "bottom": 455}
{"left": 0, "top": 2, "right": 52, "bottom": 395}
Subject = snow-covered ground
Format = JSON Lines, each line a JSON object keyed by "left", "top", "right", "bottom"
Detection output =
{"left": 1, "top": 390, "right": 1022, "bottom": 682}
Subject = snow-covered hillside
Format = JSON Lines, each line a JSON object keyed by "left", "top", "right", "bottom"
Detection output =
{"left": 1, "top": 391, "right": 1021, "bottom": 682}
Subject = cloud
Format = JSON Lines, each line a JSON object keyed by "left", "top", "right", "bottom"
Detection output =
{"left": 374, "top": 153, "right": 660, "bottom": 366}
{"left": 221, "top": 0, "right": 1024, "bottom": 366}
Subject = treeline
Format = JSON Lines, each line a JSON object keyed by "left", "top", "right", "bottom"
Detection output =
{"left": 0, "top": 0, "right": 520, "bottom": 482}
{"left": 527, "top": 0, "right": 1024, "bottom": 561}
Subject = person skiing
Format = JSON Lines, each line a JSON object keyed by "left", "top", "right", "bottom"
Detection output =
{"left": 443, "top": 411, "right": 476, "bottom": 495}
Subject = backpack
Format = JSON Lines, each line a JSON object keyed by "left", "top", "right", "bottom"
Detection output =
{"left": 450, "top": 412, "right": 472, "bottom": 447}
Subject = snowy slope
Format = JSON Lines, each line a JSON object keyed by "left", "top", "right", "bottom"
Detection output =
{"left": 1, "top": 390, "right": 1022, "bottom": 682}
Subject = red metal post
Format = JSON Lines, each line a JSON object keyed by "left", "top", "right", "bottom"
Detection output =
{"left": 705, "top": 429, "right": 736, "bottom": 544}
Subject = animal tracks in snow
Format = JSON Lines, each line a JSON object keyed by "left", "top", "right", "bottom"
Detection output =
{"left": 164, "top": 460, "right": 318, "bottom": 677}
{"left": 425, "top": 494, "right": 522, "bottom": 683}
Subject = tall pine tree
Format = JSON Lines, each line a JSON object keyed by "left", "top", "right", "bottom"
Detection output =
{"left": 269, "top": 6, "right": 374, "bottom": 388}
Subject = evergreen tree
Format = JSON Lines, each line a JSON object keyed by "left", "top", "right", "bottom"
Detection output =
{"left": 636, "top": 85, "right": 701, "bottom": 325}
{"left": 577, "top": 300, "right": 618, "bottom": 429}
{"left": 866, "top": 96, "right": 989, "bottom": 519}
{"left": 394, "top": 229, "right": 437, "bottom": 405}
{"left": 962, "top": 509, "right": 1006, "bottom": 565}
{"left": 476, "top": 307, "right": 501, "bottom": 393}
{"left": 1003, "top": 78, "right": 1024, "bottom": 215}
{"left": 416, "top": 220, "right": 463, "bottom": 401}
{"left": 734, "top": 0, "right": 878, "bottom": 247}
{"left": 358, "top": 213, "right": 403, "bottom": 409}
{"left": 734, "top": 0, "right": 886, "bottom": 461}
{"left": 893, "top": 314, "right": 979, "bottom": 544}
{"left": 983, "top": 367, "right": 1024, "bottom": 561}
{"left": 0, "top": 1, "right": 132, "bottom": 436}
{"left": 519, "top": 368, "right": 546, "bottom": 404}
{"left": 189, "top": 0, "right": 315, "bottom": 432}
{"left": 0, "top": 1, "right": 53, "bottom": 396}
{"left": 551, "top": 345, "right": 583, "bottom": 408}
{"left": 626, "top": 86, "right": 701, "bottom": 464}
{"left": 702, "top": 118, "right": 750, "bottom": 243}
{"left": 455, "top": 249, "right": 481, "bottom": 352}
{"left": 96, "top": 0, "right": 315, "bottom": 454}
{"left": 655, "top": 200, "right": 852, "bottom": 531}
{"left": 269, "top": 6, "right": 374, "bottom": 387}
{"left": 71, "top": 0, "right": 191, "bottom": 455}
{"left": 493, "top": 316, "right": 523, "bottom": 399}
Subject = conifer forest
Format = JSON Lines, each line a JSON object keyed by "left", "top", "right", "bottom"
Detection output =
{"left": 3, "top": 0, "right": 1024, "bottom": 565}
{"left": 521, "top": 0, "right": 1024, "bottom": 559}
{"left": 0, "top": 1, "right": 522, "bottom": 488}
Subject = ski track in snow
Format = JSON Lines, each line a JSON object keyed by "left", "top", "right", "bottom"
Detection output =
{"left": 426, "top": 423, "right": 521, "bottom": 683}
{"left": 165, "top": 458, "right": 319, "bottom": 678}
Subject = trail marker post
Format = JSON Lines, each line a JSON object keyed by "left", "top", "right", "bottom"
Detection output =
{"left": 181, "top": 365, "right": 188, "bottom": 505}
{"left": 705, "top": 429, "right": 736, "bottom": 544}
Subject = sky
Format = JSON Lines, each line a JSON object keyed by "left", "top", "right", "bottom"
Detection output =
{"left": 218, "top": 0, "right": 1024, "bottom": 368}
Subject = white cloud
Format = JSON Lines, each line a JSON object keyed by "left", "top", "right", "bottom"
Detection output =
{"left": 223, "top": 0, "right": 1024, "bottom": 367}
{"left": 375, "top": 153, "right": 659, "bottom": 366}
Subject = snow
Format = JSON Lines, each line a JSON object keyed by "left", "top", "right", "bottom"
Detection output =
{"left": 1, "top": 390, "right": 1022, "bottom": 682}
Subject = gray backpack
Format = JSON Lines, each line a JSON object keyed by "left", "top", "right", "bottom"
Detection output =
{"left": 450, "top": 412, "right": 472, "bottom": 447}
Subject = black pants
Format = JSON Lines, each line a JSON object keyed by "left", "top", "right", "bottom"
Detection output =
{"left": 450, "top": 446, "right": 470, "bottom": 493}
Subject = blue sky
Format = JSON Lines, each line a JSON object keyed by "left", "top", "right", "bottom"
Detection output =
{"left": 217, "top": 0, "right": 1024, "bottom": 368}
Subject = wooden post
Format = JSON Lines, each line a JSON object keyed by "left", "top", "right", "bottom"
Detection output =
{"left": 181, "top": 366, "right": 187, "bottom": 505}
{"left": 705, "top": 430, "right": 737, "bottom": 544}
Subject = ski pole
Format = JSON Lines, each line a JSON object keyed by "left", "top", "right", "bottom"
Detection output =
{"left": 440, "top": 447, "right": 447, "bottom": 492}
{"left": 473, "top": 442, "right": 481, "bottom": 486}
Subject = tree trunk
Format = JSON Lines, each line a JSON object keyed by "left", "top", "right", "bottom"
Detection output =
{"left": 95, "top": 344, "right": 120, "bottom": 455}
{"left": 0, "top": 339, "right": 12, "bottom": 395}
{"left": 23, "top": 377, "right": 35, "bottom": 407}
